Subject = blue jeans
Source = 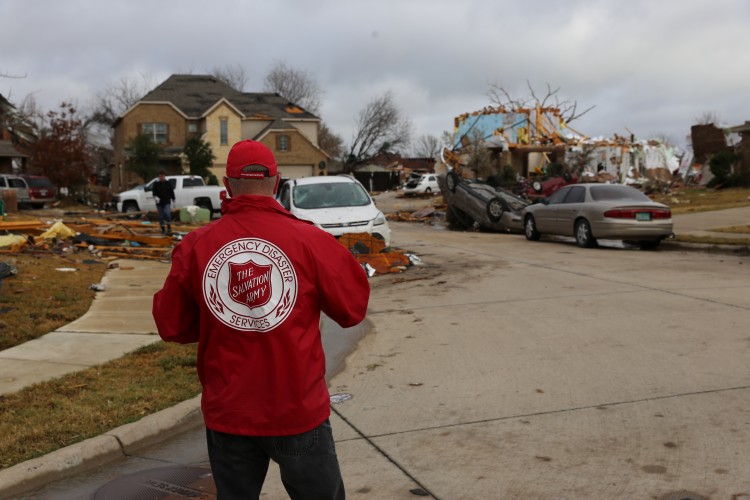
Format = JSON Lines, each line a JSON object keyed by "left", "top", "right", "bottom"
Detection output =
{"left": 206, "top": 419, "right": 345, "bottom": 500}
{"left": 157, "top": 203, "right": 172, "bottom": 229}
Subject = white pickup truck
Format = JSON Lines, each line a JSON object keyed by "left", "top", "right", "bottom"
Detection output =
{"left": 115, "top": 175, "right": 226, "bottom": 215}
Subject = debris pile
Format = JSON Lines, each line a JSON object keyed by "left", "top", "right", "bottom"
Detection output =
{"left": 387, "top": 206, "right": 442, "bottom": 223}
{"left": 0, "top": 217, "right": 208, "bottom": 261}
{"left": 1, "top": 216, "right": 425, "bottom": 277}
{"left": 337, "top": 233, "right": 419, "bottom": 276}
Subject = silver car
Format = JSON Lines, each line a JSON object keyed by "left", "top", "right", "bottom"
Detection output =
{"left": 522, "top": 184, "right": 673, "bottom": 249}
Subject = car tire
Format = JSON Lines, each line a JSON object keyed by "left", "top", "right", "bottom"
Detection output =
{"left": 532, "top": 181, "right": 543, "bottom": 193}
{"left": 486, "top": 197, "right": 508, "bottom": 223}
{"left": 425, "top": 187, "right": 432, "bottom": 194}
{"left": 446, "top": 171, "right": 460, "bottom": 193}
{"left": 123, "top": 201, "right": 140, "bottom": 219}
{"left": 575, "top": 219, "right": 597, "bottom": 248}
{"left": 524, "top": 215, "right": 541, "bottom": 241}
{"left": 196, "top": 199, "right": 213, "bottom": 213}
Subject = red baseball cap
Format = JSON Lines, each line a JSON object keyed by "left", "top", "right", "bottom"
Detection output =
{"left": 226, "top": 140, "right": 278, "bottom": 179}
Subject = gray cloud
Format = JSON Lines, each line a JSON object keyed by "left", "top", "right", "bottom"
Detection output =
{"left": 3, "top": 0, "right": 749, "bottom": 150}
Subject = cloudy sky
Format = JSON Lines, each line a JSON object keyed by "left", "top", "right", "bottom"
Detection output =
{"left": 2, "top": 0, "right": 749, "bottom": 151}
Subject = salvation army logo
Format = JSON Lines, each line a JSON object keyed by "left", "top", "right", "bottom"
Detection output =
{"left": 202, "top": 238, "right": 298, "bottom": 332}
{"left": 227, "top": 260, "right": 272, "bottom": 309}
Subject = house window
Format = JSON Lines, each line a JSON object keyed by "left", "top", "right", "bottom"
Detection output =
{"left": 277, "top": 134, "right": 291, "bottom": 152}
{"left": 142, "top": 123, "right": 168, "bottom": 143}
{"left": 220, "top": 118, "right": 228, "bottom": 146}
{"left": 187, "top": 123, "right": 198, "bottom": 133}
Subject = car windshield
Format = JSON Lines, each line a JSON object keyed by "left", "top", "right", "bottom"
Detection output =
{"left": 24, "top": 177, "right": 54, "bottom": 188}
{"left": 294, "top": 182, "right": 371, "bottom": 209}
{"left": 590, "top": 185, "right": 651, "bottom": 202}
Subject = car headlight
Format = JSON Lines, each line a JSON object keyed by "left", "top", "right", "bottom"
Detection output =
{"left": 373, "top": 212, "right": 387, "bottom": 226}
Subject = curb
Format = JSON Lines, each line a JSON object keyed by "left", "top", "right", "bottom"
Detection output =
{"left": 0, "top": 395, "right": 202, "bottom": 498}
{"left": 661, "top": 240, "right": 750, "bottom": 256}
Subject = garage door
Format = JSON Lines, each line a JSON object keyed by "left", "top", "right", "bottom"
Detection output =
{"left": 279, "top": 165, "right": 314, "bottom": 179}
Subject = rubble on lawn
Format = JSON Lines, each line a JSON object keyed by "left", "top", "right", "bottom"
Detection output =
{"left": 0, "top": 216, "right": 208, "bottom": 261}
{"left": 0, "top": 214, "right": 422, "bottom": 277}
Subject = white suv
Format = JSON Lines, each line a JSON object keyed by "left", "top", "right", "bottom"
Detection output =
{"left": 277, "top": 175, "right": 391, "bottom": 247}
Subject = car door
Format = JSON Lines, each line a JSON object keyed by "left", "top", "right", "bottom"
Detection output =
{"left": 534, "top": 186, "right": 570, "bottom": 233}
{"left": 550, "top": 185, "right": 586, "bottom": 236}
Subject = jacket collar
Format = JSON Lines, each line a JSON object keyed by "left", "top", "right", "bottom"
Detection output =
{"left": 221, "top": 194, "right": 310, "bottom": 225}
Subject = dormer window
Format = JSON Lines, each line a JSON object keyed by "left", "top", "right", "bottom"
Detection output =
{"left": 277, "top": 134, "right": 291, "bottom": 152}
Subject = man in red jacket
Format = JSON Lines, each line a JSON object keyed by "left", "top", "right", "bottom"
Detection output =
{"left": 153, "top": 140, "right": 370, "bottom": 499}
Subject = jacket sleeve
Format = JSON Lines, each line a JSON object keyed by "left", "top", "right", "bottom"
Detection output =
{"left": 152, "top": 240, "right": 200, "bottom": 343}
{"left": 315, "top": 237, "right": 370, "bottom": 328}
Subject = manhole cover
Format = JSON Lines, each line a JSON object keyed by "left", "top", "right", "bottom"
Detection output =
{"left": 94, "top": 465, "right": 215, "bottom": 499}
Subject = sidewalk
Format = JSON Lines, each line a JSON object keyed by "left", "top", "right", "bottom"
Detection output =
{"left": 0, "top": 260, "right": 166, "bottom": 396}
{"left": 1, "top": 206, "right": 750, "bottom": 497}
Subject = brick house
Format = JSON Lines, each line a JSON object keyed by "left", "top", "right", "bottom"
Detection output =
{"left": 111, "top": 74, "right": 329, "bottom": 192}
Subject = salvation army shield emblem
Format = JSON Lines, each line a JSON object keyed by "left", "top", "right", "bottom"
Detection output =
{"left": 203, "top": 238, "right": 298, "bottom": 333}
{"left": 227, "top": 260, "right": 273, "bottom": 309}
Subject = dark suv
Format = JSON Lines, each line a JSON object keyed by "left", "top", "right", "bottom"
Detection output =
{"left": 21, "top": 175, "right": 57, "bottom": 208}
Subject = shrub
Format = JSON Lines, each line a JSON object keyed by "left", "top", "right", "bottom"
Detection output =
{"left": 707, "top": 150, "right": 741, "bottom": 187}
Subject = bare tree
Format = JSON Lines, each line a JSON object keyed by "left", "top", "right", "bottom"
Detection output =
{"left": 319, "top": 122, "right": 344, "bottom": 160}
{"left": 410, "top": 134, "right": 441, "bottom": 157}
{"left": 263, "top": 61, "right": 322, "bottom": 114}
{"left": 650, "top": 132, "right": 678, "bottom": 148}
{"left": 694, "top": 111, "right": 721, "bottom": 125}
{"left": 345, "top": 91, "right": 412, "bottom": 171}
{"left": 487, "top": 80, "right": 595, "bottom": 124}
{"left": 465, "top": 128, "right": 494, "bottom": 179}
{"left": 90, "top": 74, "right": 154, "bottom": 127}
{"left": 0, "top": 70, "right": 26, "bottom": 79}
{"left": 211, "top": 64, "right": 248, "bottom": 92}
{"left": 7, "top": 93, "right": 45, "bottom": 134}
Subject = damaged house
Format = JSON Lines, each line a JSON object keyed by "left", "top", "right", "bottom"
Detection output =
{"left": 446, "top": 106, "right": 683, "bottom": 184}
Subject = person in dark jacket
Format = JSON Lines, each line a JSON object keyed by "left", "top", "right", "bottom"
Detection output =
{"left": 152, "top": 170, "right": 175, "bottom": 234}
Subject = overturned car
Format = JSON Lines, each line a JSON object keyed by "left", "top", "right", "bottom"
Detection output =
{"left": 438, "top": 171, "right": 529, "bottom": 232}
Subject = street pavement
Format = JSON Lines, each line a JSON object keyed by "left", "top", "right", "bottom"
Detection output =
{"left": 1, "top": 205, "right": 750, "bottom": 498}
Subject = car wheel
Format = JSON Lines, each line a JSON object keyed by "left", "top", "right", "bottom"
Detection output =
{"left": 486, "top": 197, "right": 508, "bottom": 223}
{"left": 446, "top": 171, "right": 460, "bottom": 193}
{"left": 575, "top": 219, "right": 597, "bottom": 248}
{"left": 425, "top": 187, "right": 432, "bottom": 194}
{"left": 524, "top": 215, "right": 541, "bottom": 241}
{"left": 532, "top": 181, "right": 543, "bottom": 193}
{"left": 196, "top": 199, "right": 213, "bottom": 213}
{"left": 123, "top": 201, "right": 139, "bottom": 219}
{"left": 638, "top": 240, "right": 661, "bottom": 250}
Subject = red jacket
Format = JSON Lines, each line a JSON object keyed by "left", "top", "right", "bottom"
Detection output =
{"left": 153, "top": 195, "right": 370, "bottom": 436}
